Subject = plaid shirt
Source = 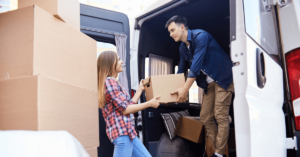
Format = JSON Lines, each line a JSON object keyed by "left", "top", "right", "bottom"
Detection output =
{"left": 103, "top": 77, "right": 137, "bottom": 143}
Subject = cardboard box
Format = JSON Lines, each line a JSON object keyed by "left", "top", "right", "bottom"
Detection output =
{"left": 0, "top": 5, "right": 97, "bottom": 91}
{"left": 18, "top": 0, "right": 80, "bottom": 30}
{"left": 143, "top": 74, "right": 185, "bottom": 103}
{"left": 0, "top": 75, "right": 99, "bottom": 148}
{"left": 85, "top": 147, "right": 98, "bottom": 157}
{"left": 174, "top": 116, "right": 204, "bottom": 143}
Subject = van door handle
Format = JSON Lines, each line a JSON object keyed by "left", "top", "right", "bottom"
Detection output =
{"left": 256, "top": 49, "right": 266, "bottom": 88}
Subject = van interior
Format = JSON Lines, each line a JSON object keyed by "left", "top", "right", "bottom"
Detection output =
{"left": 137, "top": 0, "right": 235, "bottom": 156}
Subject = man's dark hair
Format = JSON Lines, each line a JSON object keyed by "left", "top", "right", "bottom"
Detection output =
{"left": 165, "top": 15, "right": 188, "bottom": 30}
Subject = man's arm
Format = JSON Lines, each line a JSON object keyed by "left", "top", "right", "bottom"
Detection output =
{"left": 171, "top": 77, "right": 196, "bottom": 103}
{"left": 188, "top": 32, "right": 208, "bottom": 78}
{"left": 177, "top": 52, "right": 188, "bottom": 74}
{"left": 172, "top": 32, "right": 209, "bottom": 103}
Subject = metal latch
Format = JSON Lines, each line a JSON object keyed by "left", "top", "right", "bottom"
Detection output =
{"left": 287, "top": 136, "right": 298, "bottom": 150}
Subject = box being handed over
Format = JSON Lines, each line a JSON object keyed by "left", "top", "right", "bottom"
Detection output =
{"left": 143, "top": 74, "right": 185, "bottom": 103}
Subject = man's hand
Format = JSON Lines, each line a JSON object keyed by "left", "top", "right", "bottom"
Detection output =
{"left": 171, "top": 87, "right": 189, "bottom": 103}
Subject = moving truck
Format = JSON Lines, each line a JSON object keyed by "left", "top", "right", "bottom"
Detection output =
{"left": 80, "top": 0, "right": 300, "bottom": 156}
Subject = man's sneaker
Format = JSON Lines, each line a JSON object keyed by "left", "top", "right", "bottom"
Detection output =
{"left": 210, "top": 154, "right": 227, "bottom": 157}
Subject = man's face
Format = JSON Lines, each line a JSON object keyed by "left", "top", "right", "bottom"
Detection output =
{"left": 168, "top": 22, "right": 184, "bottom": 42}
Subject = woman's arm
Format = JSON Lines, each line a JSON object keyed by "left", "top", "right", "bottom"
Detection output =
{"left": 131, "top": 88, "right": 143, "bottom": 104}
{"left": 123, "top": 96, "right": 161, "bottom": 115}
{"left": 131, "top": 80, "right": 145, "bottom": 104}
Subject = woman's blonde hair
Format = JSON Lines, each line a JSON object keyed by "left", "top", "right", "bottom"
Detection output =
{"left": 97, "top": 51, "right": 118, "bottom": 109}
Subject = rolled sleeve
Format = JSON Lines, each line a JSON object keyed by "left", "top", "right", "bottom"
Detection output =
{"left": 105, "top": 78, "right": 133, "bottom": 113}
{"left": 189, "top": 32, "right": 209, "bottom": 78}
{"left": 187, "top": 70, "right": 198, "bottom": 78}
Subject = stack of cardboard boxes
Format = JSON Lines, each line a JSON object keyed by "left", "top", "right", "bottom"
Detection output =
{"left": 0, "top": 0, "right": 99, "bottom": 156}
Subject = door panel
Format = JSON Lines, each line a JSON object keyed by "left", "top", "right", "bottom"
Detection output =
{"left": 277, "top": 0, "right": 300, "bottom": 53}
{"left": 245, "top": 38, "right": 286, "bottom": 157}
{"left": 231, "top": 0, "right": 286, "bottom": 157}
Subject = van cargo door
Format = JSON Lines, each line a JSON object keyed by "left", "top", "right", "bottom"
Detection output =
{"left": 231, "top": 0, "right": 286, "bottom": 157}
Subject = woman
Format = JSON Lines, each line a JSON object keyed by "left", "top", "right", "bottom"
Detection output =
{"left": 97, "top": 51, "right": 161, "bottom": 157}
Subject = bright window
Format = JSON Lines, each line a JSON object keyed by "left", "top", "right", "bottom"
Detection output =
{"left": 0, "top": 0, "right": 10, "bottom": 13}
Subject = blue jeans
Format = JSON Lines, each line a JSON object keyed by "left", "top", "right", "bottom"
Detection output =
{"left": 113, "top": 136, "right": 152, "bottom": 157}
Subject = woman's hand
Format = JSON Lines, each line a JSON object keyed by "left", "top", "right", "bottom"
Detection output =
{"left": 149, "top": 96, "right": 161, "bottom": 108}
{"left": 138, "top": 79, "right": 145, "bottom": 91}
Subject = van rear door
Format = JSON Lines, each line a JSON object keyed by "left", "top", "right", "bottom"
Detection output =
{"left": 80, "top": 4, "right": 131, "bottom": 157}
{"left": 231, "top": 0, "right": 286, "bottom": 157}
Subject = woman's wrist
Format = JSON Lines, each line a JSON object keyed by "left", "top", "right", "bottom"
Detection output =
{"left": 137, "top": 87, "right": 144, "bottom": 93}
{"left": 146, "top": 101, "right": 152, "bottom": 108}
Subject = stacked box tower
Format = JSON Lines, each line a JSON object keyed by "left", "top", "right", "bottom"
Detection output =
{"left": 0, "top": 1, "right": 99, "bottom": 156}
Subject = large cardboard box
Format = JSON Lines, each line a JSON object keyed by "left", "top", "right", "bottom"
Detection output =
{"left": 174, "top": 116, "right": 204, "bottom": 143}
{"left": 85, "top": 147, "right": 98, "bottom": 157}
{"left": 18, "top": 0, "right": 80, "bottom": 30}
{"left": 0, "top": 5, "right": 97, "bottom": 91}
{"left": 143, "top": 74, "right": 185, "bottom": 103}
{"left": 0, "top": 75, "right": 99, "bottom": 148}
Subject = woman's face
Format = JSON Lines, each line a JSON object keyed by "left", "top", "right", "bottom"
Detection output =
{"left": 115, "top": 56, "right": 123, "bottom": 73}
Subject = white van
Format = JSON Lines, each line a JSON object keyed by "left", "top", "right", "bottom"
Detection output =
{"left": 128, "top": 0, "right": 300, "bottom": 157}
{"left": 80, "top": 0, "right": 300, "bottom": 156}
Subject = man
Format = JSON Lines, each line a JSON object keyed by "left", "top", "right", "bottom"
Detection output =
{"left": 167, "top": 15, "right": 234, "bottom": 157}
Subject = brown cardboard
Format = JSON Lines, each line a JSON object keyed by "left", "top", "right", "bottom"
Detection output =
{"left": 85, "top": 147, "right": 98, "bottom": 157}
{"left": 143, "top": 74, "right": 185, "bottom": 103}
{"left": 174, "top": 116, "right": 204, "bottom": 143}
{"left": 0, "top": 75, "right": 99, "bottom": 148}
{"left": 18, "top": 0, "right": 80, "bottom": 30}
{"left": 0, "top": 5, "right": 97, "bottom": 91}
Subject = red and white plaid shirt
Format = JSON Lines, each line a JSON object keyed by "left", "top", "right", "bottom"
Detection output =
{"left": 103, "top": 77, "right": 137, "bottom": 142}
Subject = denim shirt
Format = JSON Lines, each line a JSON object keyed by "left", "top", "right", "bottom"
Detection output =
{"left": 177, "top": 29, "right": 233, "bottom": 93}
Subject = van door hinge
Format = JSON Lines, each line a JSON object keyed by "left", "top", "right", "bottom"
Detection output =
{"left": 262, "top": 0, "right": 272, "bottom": 11}
{"left": 287, "top": 136, "right": 298, "bottom": 150}
{"left": 263, "top": 0, "right": 288, "bottom": 10}
{"left": 275, "top": 0, "right": 288, "bottom": 7}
